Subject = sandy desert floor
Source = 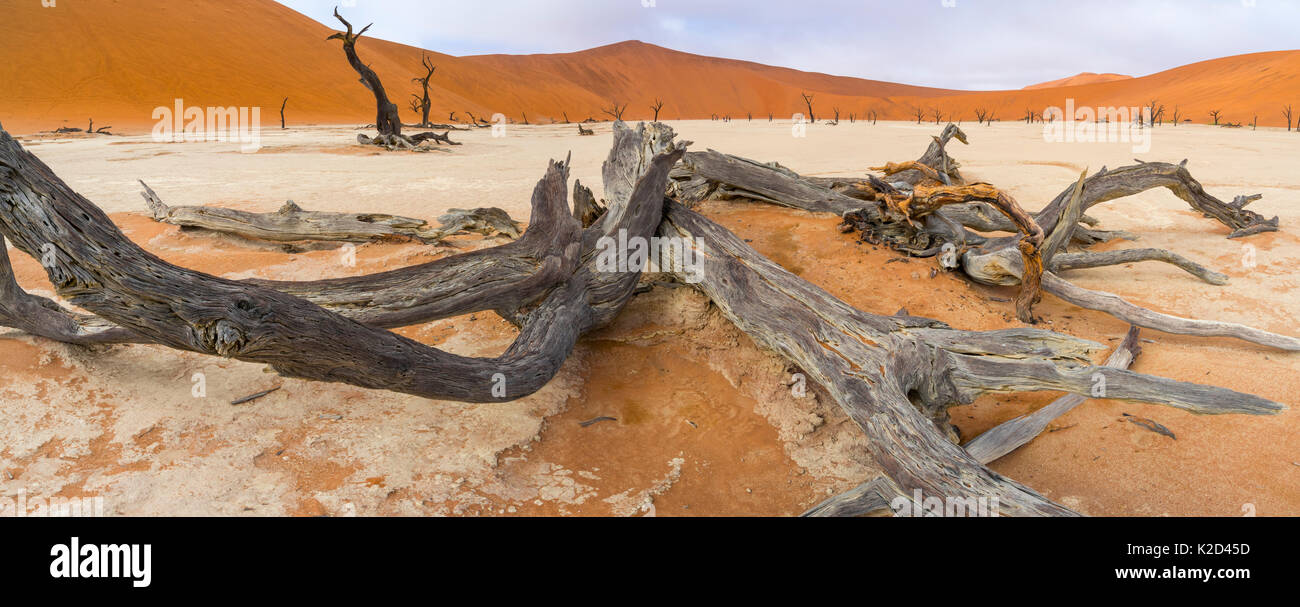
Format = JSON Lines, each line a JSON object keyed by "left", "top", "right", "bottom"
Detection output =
{"left": 1, "top": 120, "right": 1297, "bottom": 516}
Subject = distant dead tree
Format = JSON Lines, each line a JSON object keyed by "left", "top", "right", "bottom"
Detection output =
{"left": 650, "top": 99, "right": 664, "bottom": 122}
{"left": 1023, "top": 108, "right": 1034, "bottom": 124}
{"left": 747, "top": 112, "right": 753, "bottom": 122}
{"left": 1208, "top": 109, "right": 1223, "bottom": 126}
{"left": 327, "top": 10, "right": 400, "bottom": 138}
{"left": 327, "top": 9, "right": 454, "bottom": 148}
{"left": 912, "top": 106, "right": 926, "bottom": 124}
{"left": 800, "top": 92, "right": 816, "bottom": 123}
{"left": 601, "top": 101, "right": 628, "bottom": 121}
{"left": 521, "top": 112, "right": 530, "bottom": 126}
{"left": 974, "top": 108, "right": 989, "bottom": 125}
{"left": 1284, "top": 105, "right": 1294, "bottom": 132}
{"left": 986, "top": 110, "right": 996, "bottom": 124}
{"left": 1170, "top": 106, "right": 1182, "bottom": 127}
{"left": 1146, "top": 99, "right": 1165, "bottom": 126}
{"left": 85, "top": 119, "right": 112, "bottom": 135}
{"left": 848, "top": 112, "right": 855, "bottom": 124}
{"left": 1252, "top": 114, "right": 1259, "bottom": 131}
{"left": 867, "top": 108, "right": 878, "bottom": 124}
{"left": 931, "top": 108, "right": 944, "bottom": 125}
{"left": 829, "top": 107, "right": 840, "bottom": 125}
{"left": 409, "top": 54, "right": 437, "bottom": 128}
{"left": 280, "top": 97, "right": 289, "bottom": 129}
{"left": 768, "top": 112, "right": 774, "bottom": 122}
{"left": 562, "top": 112, "right": 570, "bottom": 124}
{"left": 449, "top": 111, "right": 457, "bottom": 122}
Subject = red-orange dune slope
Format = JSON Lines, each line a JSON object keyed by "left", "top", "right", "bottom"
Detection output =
{"left": 1, "top": 0, "right": 1298, "bottom": 134}
{"left": 1024, "top": 72, "right": 1133, "bottom": 90}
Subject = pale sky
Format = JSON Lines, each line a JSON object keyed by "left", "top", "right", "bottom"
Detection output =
{"left": 276, "top": 0, "right": 1300, "bottom": 90}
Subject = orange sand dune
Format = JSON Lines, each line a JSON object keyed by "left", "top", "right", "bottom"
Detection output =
{"left": 2, "top": 0, "right": 1298, "bottom": 134}
{"left": 1024, "top": 72, "right": 1134, "bottom": 90}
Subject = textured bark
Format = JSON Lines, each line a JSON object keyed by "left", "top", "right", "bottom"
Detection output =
{"left": 963, "top": 327, "right": 1143, "bottom": 464}
{"left": 807, "top": 328, "right": 1144, "bottom": 517}
{"left": 141, "top": 181, "right": 518, "bottom": 244}
{"left": 0, "top": 122, "right": 682, "bottom": 401}
{"left": 672, "top": 126, "right": 1297, "bottom": 352}
{"left": 659, "top": 202, "right": 1280, "bottom": 518}
{"left": 0, "top": 121, "right": 1286, "bottom": 518}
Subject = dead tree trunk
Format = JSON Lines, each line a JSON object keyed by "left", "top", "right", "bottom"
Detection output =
{"left": 328, "top": 9, "right": 454, "bottom": 150}
{"left": 280, "top": 97, "right": 288, "bottom": 129}
{"left": 411, "top": 54, "right": 436, "bottom": 128}
{"left": 139, "top": 181, "right": 518, "bottom": 244}
{"left": 650, "top": 99, "right": 664, "bottom": 122}
{"left": 669, "top": 126, "right": 1292, "bottom": 351}
{"left": 800, "top": 92, "right": 816, "bottom": 123}
{"left": 0, "top": 121, "right": 1286, "bottom": 518}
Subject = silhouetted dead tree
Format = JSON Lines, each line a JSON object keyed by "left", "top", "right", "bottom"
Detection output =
{"left": 974, "top": 108, "right": 989, "bottom": 125}
{"left": 327, "top": 9, "right": 455, "bottom": 149}
{"left": 280, "top": 98, "right": 288, "bottom": 129}
{"left": 1208, "top": 109, "right": 1223, "bottom": 126}
{"left": 867, "top": 109, "right": 878, "bottom": 124}
{"left": 85, "top": 119, "right": 112, "bottom": 135}
{"left": 800, "top": 92, "right": 816, "bottom": 123}
{"left": 410, "top": 54, "right": 437, "bottom": 128}
{"left": 1284, "top": 105, "right": 1294, "bottom": 132}
{"left": 1146, "top": 99, "right": 1165, "bottom": 126}
{"left": 913, "top": 106, "right": 926, "bottom": 124}
{"left": 601, "top": 101, "right": 628, "bottom": 121}
{"left": 650, "top": 99, "right": 664, "bottom": 122}
{"left": 828, "top": 107, "right": 840, "bottom": 125}
{"left": 931, "top": 108, "right": 943, "bottom": 125}
{"left": 1170, "top": 106, "right": 1182, "bottom": 127}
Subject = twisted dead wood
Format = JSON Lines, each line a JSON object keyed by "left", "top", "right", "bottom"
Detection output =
{"left": 328, "top": 9, "right": 456, "bottom": 150}
{"left": 659, "top": 202, "right": 1279, "bottom": 518}
{"left": 140, "top": 181, "right": 519, "bottom": 244}
{"left": 672, "top": 125, "right": 1298, "bottom": 351}
{"left": 0, "top": 122, "right": 682, "bottom": 401}
{"left": 806, "top": 328, "right": 1144, "bottom": 517}
{"left": 0, "top": 122, "right": 1286, "bottom": 519}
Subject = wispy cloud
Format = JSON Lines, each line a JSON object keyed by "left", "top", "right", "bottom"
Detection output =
{"left": 278, "top": 0, "right": 1299, "bottom": 89}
